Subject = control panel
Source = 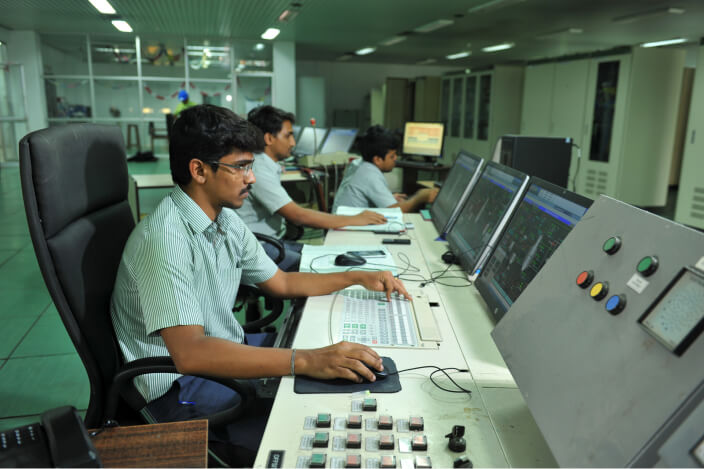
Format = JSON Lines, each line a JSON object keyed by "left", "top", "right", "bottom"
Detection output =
{"left": 492, "top": 196, "right": 704, "bottom": 467}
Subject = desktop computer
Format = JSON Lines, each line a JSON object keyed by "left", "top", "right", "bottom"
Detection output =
{"left": 319, "top": 128, "right": 358, "bottom": 154}
{"left": 475, "top": 178, "right": 592, "bottom": 322}
{"left": 429, "top": 151, "right": 485, "bottom": 237}
{"left": 445, "top": 162, "right": 530, "bottom": 279}
{"left": 499, "top": 135, "right": 572, "bottom": 188}
{"left": 294, "top": 127, "right": 328, "bottom": 157}
{"left": 402, "top": 122, "right": 444, "bottom": 164}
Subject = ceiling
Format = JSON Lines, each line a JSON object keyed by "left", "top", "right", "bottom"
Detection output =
{"left": 1, "top": 0, "right": 703, "bottom": 68}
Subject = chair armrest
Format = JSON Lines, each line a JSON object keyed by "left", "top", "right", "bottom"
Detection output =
{"left": 106, "top": 356, "right": 256, "bottom": 428}
{"left": 254, "top": 232, "right": 285, "bottom": 264}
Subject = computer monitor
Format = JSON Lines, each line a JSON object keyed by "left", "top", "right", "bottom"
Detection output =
{"left": 446, "top": 162, "right": 530, "bottom": 278}
{"left": 319, "top": 128, "right": 358, "bottom": 154}
{"left": 430, "top": 151, "right": 485, "bottom": 236}
{"left": 292, "top": 124, "right": 302, "bottom": 141}
{"left": 294, "top": 127, "right": 328, "bottom": 156}
{"left": 475, "top": 178, "right": 592, "bottom": 322}
{"left": 402, "top": 122, "right": 444, "bottom": 160}
{"left": 500, "top": 135, "right": 573, "bottom": 188}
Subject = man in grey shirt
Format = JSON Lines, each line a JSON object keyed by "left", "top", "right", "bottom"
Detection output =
{"left": 239, "top": 106, "right": 386, "bottom": 271}
{"left": 333, "top": 125, "right": 438, "bottom": 213}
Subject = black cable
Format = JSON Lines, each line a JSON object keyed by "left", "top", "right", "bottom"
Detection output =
{"left": 387, "top": 365, "right": 472, "bottom": 395}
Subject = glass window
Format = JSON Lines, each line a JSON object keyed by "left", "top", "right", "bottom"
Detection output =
{"left": 233, "top": 41, "right": 273, "bottom": 73}
{"left": 478, "top": 74, "right": 492, "bottom": 141}
{"left": 441, "top": 79, "right": 450, "bottom": 136}
{"left": 189, "top": 81, "right": 233, "bottom": 109}
{"left": 41, "top": 34, "right": 89, "bottom": 76}
{"left": 187, "top": 39, "right": 232, "bottom": 80}
{"left": 0, "top": 122, "right": 21, "bottom": 162}
{"left": 464, "top": 76, "right": 477, "bottom": 139}
{"left": 141, "top": 38, "right": 185, "bottom": 78}
{"left": 91, "top": 36, "right": 138, "bottom": 76}
{"left": 235, "top": 76, "right": 271, "bottom": 116}
{"left": 0, "top": 64, "right": 25, "bottom": 119}
{"left": 589, "top": 60, "right": 620, "bottom": 162}
{"left": 93, "top": 79, "right": 139, "bottom": 118}
{"left": 450, "top": 77, "right": 462, "bottom": 137}
{"left": 44, "top": 78, "right": 91, "bottom": 118}
{"left": 143, "top": 80, "right": 183, "bottom": 117}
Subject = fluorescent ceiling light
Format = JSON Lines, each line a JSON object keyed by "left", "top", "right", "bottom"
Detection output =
{"left": 111, "top": 20, "right": 132, "bottom": 32}
{"left": 613, "top": 7, "right": 684, "bottom": 24}
{"left": 413, "top": 19, "right": 453, "bottom": 33}
{"left": 254, "top": 43, "right": 265, "bottom": 51}
{"left": 641, "top": 38, "right": 687, "bottom": 48}
{"left": 537, "top": 27, "right": 583, "bottom": 39}
{"left": 417, "top": 58, "right": 437, "bottom": 65}
{"left": 261, "top": 28, "right": 280, "bottom": 40}
{"left": 355, "top": 47, "right": 376, "bottom": 56}
{"left": 88, "top": 0, "right": 116, "bottom": 14}
{"left": 187, "top": 45, "right": 228, "bottom": 51}
{"left": 482, "top": 42, "right": 514, "bottom": 52}
{"left": 380, "top": 36, "right": 407, "bottom": 46}
{"left": 278, "top": 9, "right": 300, "bottom": 22}
{"left": 446, "top": 51, "right": 471, "bottom": 60}
{"left": 468, "top": 0, "right": 526, "bottom": 14}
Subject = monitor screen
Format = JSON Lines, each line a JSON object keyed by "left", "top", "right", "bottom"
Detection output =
{"left": 295, "top": 127, "right": 328, "bottom": 155}
{"left": 292, "top": 124, "right": 302, "bottom": 140}
{"left": 476, "top": 178, "right": 592, "bottom": 321}
{"left": 320, "top": 128, "right": 358, "bottom": 154}
{"left": 446, "top": 162, "right": 529, "bottom": 276}
{"left": 430, "top": 151, "right": 485, "bottom": 236}
{"left": 402, "top": 122, "right": 444, "bottom": 158}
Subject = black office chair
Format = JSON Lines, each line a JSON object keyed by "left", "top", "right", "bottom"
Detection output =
{"left": 19, "top": 124, "right": 255, "bottom": 463}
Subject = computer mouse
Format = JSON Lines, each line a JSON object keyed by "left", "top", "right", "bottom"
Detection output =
{"left": 361, "top": 362, "right": 388, "bottom": 381}
{"left": 334, "top": 253, "right": 367, "bottom": 266}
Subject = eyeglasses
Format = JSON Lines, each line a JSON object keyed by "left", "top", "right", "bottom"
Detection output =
{"left": 210, "top": 161, "right": 254, "bottom": 176}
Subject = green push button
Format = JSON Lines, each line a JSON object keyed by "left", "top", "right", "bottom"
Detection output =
{"left": 309, "top": 453, "right": 326, "bottom": 468}
{"left": 313, "top": 432, "right": 329, "bottom": 448}
{"left": 316, "top": 413, "right": 331, "bottom": 428}
{"left": 637, "top": 256, "right": 658, "bottom": 276}
{"left": 603, "top": 236, "right": 622, "bottom": 255}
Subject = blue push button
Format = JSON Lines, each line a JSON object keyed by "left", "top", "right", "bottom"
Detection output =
{"left": 605, "top": 294, "right": 626, "bottom": 315}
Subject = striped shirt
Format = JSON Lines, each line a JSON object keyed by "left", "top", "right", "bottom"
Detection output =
{"left": 110, "top": 185, "right": 278, "bottom": 402}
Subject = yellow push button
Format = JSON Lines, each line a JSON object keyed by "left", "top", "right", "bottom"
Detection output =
{"left": 590, "top": 282, "right": 608, "bottom": 301}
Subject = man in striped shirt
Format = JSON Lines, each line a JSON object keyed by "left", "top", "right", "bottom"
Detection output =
{"left": 110, "top": 104, "right": 409, "bottom": 465}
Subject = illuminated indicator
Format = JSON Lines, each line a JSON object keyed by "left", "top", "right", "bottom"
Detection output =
{"left": 590, "top": 282, "right": 608, "bottom": 300}
{"left": 602, "top": 236, "right": 622, "bottom": 254}
{"left": 637, "top": 256, "right": 659, "bottom": 276}
{"left": 576, "top": 270, "right": 594, "bottom": 288}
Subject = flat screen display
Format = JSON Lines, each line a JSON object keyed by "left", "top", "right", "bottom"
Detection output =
{"left": 319, "top": 128, "right": 358, "bottom": 154}
{"left": 446, "top": 162, "right": 528, "bottom": 275}
{"left": 402, "top": 122, "right": 444, "bottom": 158}
{"left": 476, "top": 178, "right": 592, "bottom": 321}
{"left": 430, "top": 151, "right": 484, "bottom": 235}
{"left": 295, "top": 127, "right": 328, "bottom": 155}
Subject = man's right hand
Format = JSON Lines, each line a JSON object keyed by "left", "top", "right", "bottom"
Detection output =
{"left": 296, "top": 341, "right": 383, "bottom": 383}
{"left": 350, "top": 210, "right": 387, "bottom": 226}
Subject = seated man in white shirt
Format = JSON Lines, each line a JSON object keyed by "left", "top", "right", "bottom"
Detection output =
{"left": 332, "top": 125, "right": 439, "bottom": 213}
{"left": 238, "top": 106, "right": 386, "bottom": 271}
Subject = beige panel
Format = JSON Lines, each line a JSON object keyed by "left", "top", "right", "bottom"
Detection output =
{"left": 520, "top": 63, "right": 554, "bottom": 135}
{"left": 669, "top": 68, "right": 694, "bottom": 186}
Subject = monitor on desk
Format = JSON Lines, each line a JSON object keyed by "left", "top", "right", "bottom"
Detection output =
{"left": 319, "top": 127, "right": 358, "bottom": 154}
{"left": 294, "top": 127, "right": 328, "bottom": 156}
{"left": 402, "top": 122, "right": 444, "bottom": 161}
{"left": 475, "top": 178, "right": 592, "bottom": 322}
{"left": 430, "top": 151, "right": 485, "bottom": 236}
{"left": 446, "top": 162, "right": 530, "bottom": 278}
{"left": 291, "top": 124, "right": 302, "bottom": 141}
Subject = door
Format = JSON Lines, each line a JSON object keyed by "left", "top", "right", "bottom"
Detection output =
{"left": 520, "top": 63, "right": 554, "bottom": 136}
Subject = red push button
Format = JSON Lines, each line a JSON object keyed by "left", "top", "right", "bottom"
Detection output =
{"left": 347, "top": 414, "right": 362, "bottom": 429}
{"left": 576, "top": 270, "right": 594, "bottom": 288}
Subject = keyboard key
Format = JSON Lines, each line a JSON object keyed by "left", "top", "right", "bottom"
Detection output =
{"left": 346, "top": 433, "right": 362, "bottom": 449}
{"left": 316, "top": 413, "right": 331, "bottom": 428}
{"left": 380, "top": 455, "right": 397, "bottom": 468}
{"left": 345, "top": 454, "right": 362, "bottom": 468}
{"left": 378, "top": 415, "right": 393, "bottom": 430}
{"left": 412, "top": 435, "right": 428, "bottom": 451}
{"left": 409, "top": 416, "right": 424, "bottom": 431}
{"left": 362, "top": 398, "right": 377, "bottom": 411}
{"left": 348, "top": 414, "right": 363, "bottom": 428}
{"left": 309, "top": 453, "right": 327, "bottom": 468}
{"left": 379, "top": 434, "right": 395, "bottom": 450}
{"left": 313, "top": 432, "right": 329, "bottom": 448}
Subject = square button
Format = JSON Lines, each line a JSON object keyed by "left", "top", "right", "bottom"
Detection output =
{"left": 379, "top": 434, "right": 395, "bottom": 450}
{"left": 316, "top": 413, "right": 331, "bottom": 428}
{"left": 348, "top": 414, "right": 363, "bottom": 429}
{"left": 411, "top": 435, "right": 427, "bottom": 451}
{"left": 380, "top": 455, "right": 397, "bottom": 468}
{"left": 346, "top": 432, "right": 362, "bottom": 449}
{"left": 378, "top": 415, "right": 393, "bottom": 430}
{"left": 345, "top": 454, "right": 362, "bottom": 468}
{"left": 313, "top": 432, "right": 329, "bottom": 448}
{"left": 409, "top": 416, "right": 424, "bottom": 431}
{"left": 309, "top": 453, "right": 327, "bottom": 468}
{"left": 414, "top": 455, "right": 432, "bottom": 468}
{"left": 362, "top": 398, "right": 377, "bottom": 411}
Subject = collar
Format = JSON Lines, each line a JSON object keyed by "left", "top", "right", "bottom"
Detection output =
{"left": 256, "top": 152, "right": 283, "bottom": 173}
{"left": 170, "top": 185, "right": 225, "bottom": 235}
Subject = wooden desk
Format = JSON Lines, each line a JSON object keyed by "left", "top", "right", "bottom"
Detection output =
{"left": 91, "top": 420, "right": 208, "bottom": 468}
{"left": 417, "top": 179, "right": 435, "bottom": 189}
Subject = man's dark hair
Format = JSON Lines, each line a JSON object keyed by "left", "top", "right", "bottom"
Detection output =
{"left": 169, "top": 104, "right": 264, "bottom": 186}
{"left": 247, "top": 105, "right": 296, "bottom": 137}
{"left": 358, "top": 125, "right": 402, "bottom": 162}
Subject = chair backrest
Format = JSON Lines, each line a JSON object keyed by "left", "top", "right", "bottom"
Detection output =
{"left": 19, "top": 124, "right": 136, "bottom": 427}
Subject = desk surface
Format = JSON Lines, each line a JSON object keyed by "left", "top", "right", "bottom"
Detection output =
{"left": 254, "top": 215, "right": 556, "bottom": 468}
{"left": 91, "top": 419, "right": 208, "bottom": 467}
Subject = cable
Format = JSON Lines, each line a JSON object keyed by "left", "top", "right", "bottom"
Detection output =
{"left": 571, "top": 142, "right": 582, "bottom": 192}
{"left": 388, "top": 365, "right": 472, "bottom": 395}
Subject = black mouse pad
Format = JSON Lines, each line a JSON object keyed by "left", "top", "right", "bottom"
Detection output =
{"left": 294, "top": 356, "right": 401, "bottom": 394}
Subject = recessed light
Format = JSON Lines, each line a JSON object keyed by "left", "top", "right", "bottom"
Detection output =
{"left": 254, "top": 43, "right": 265, "bottom": 51}
{"left": 88, "top": 0, "right": 116, "bottom": 15}
{"left": 261, "top": 28, "right": 281, "bottom": 40}
{"left": 413, "top": 19, "right": 454, "bottom": 33}
{"left": 380, "top": 36, "right": 407, "bottom": 46}
{"left": 111, "top": 20, "right": 133, "bottom": 32}
{"left": 446, "top": 51, "right": 471, "bottom": 60}
{"left": 482, "top": 42, "right": 514, "bottom": 52}
{"left": 278, "top": 9, "right": 300, "bottom": 22}
{"left": 641, "top": 38, "right": 687, "bottom": 48}
{"left": 355, "top": 47, "right": 376, "bottom": 56}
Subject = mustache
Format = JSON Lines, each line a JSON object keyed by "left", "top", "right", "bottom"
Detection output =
{"left": 240, "top": 184, "right": 253, "bottom": 195}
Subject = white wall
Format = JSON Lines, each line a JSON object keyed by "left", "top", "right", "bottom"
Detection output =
{"left": 296, "top": 60, "right": 459, "bottom": 127}
{"left": 273, "top": 41, "right": 296, "bottom": 114}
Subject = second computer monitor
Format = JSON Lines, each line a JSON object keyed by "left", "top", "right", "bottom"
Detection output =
{"left": 319, "top": 128, "right": 358, "bottom": 154}
{"left": 430, "top": 151, "right": 485, "bottom": 236}
{"left": 295, "top": 127, "right": 328, "bottom": 156}
{"left": 446, "top": 162, "right": 530, "bottom": 278}
{"left": 475, "top": 178, "right": 592, "bottom": 322}
{"left": 402, "top": 122, "right": 444, "bottom": 159}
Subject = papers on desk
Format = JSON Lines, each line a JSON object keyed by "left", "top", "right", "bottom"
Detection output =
{"left": 300, "top": 245, "right": 398, "bottom": 275}
{"left": 334, "top": 206, "right": 405, "bottom": 232}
